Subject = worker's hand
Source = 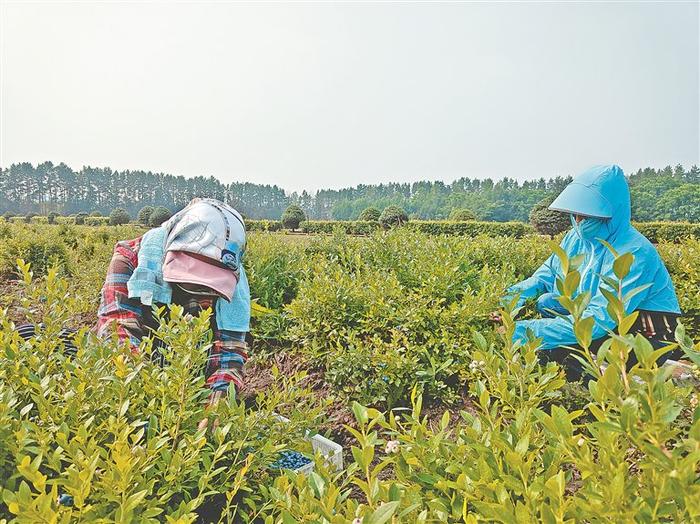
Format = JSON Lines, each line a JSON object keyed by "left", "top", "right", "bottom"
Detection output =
{"left": 489, "top": 311, "right": 503, "bottom": 324}
{"left": 198, "top": 390, "right": 224, "bottom": 432}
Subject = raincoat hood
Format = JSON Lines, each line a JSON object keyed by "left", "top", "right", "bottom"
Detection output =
{"left": 549, "top": 164, "right": 630, "bottom": 240}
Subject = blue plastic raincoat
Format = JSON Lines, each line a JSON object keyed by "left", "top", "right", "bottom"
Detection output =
{"left": 509, "top": 165, "right": 680, "bottom": 350}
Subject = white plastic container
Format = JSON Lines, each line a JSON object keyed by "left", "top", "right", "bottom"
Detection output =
{"left": 273, "top": 414, "right": 344, "bottom": 473}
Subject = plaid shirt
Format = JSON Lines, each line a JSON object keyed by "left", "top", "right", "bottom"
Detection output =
{"left": 96, "top": 236, "right": 248, "bottom": 393}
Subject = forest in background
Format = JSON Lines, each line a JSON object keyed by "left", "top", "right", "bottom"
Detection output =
{"left": 1, "top": 162, "right": 698, "bottom": 222}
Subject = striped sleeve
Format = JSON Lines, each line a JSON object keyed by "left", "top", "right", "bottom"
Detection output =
{"left": 205, "top": 329, "right": 248, "bottom": 393}
{"left": 96, "top": 238, "right": 144, "bottom": 352}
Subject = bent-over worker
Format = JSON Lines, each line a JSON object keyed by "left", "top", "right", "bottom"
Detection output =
{"left": 96, "top": 198, "right": 250, "bottom": 419}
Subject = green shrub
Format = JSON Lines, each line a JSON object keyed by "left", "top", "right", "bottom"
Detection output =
{"left": 109, "top": 208, "right": 131, "bottom": 226}
{"left": 358, "top": 207, "right": 381, "bottom": 221}
{"left": 259, "top": 247, "right": 700, "bottom": 523}
{"left": 407, "top": 220, "right": 535, "bottom": 238}
{"left": 282, "top": 205, "right": 306, "bottom": 231}
{"left": 379, "top": 205, "right": 408, "bottom": 229}
{"left": 0, "top": 222, "right": 698, "bottom": 522}
{"left": 24, "top": 213, "right": 36, "bottom": 224}
{"left": 89, "top": 211, "right": 102, "bottom": 217}
{"left": 85, "top": 216, "right": 110, "bottom": 227}
{"left": 449, "top": 208, "right": 477, "bottom": 221}
{"left": 137, "top": 205, "right": 155, "bottom": 225}
{"left": 47, "top": 212, "right": 59, "bottom": 225}
{"left": 634, "top": 221, "right": 700, "bottom": 243}
{"left": 268, "top": 219, "right": 700, "bottom": 243}
{"left": 3, "top": 211, "right": 14, "bottom": 221}
{"left": 301, "top": 221, "right": 380, "bottom": 235}
{"left": 0, "top": 268, "right": 326, "bottom": 521}
{"left": 658, "top": 238, "right": 700, "bottom": 337}
{"left": 148, "top": 206, "right": 172, "bottom": 227}
{"left": 74, "top": 212, "right": 88, "bottom": 225}
{"left": 529, "top": 195, "right": 570, "bottom": 237}
{"left": 0, "top": 228, "right": 70, "bottom": 277}
{"left": 245, "top": 220, "right": 283, "bottom": 232}
{"left": 300, "top": 220, "right": 537, "bottom": 238}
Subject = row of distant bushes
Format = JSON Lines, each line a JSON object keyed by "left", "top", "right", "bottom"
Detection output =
{"left": 296, "top": 220, "right": 534, "bottom": 238}
{"left": 4, "top": 208, "right": 700, "bottom": 242}
{"left": 245, "top": 219, "right": 700, "bottom": 242}
{"left": 1, "top": 206, "right": 172, "bottom": 227}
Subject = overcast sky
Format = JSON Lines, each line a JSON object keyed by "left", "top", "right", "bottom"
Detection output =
{"left": 1, "top": 2, "right": 698, "bottom": 193}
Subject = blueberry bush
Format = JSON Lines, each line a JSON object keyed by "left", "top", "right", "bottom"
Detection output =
{"left": 0, "top": 223, "right": 698, "bottom": 522}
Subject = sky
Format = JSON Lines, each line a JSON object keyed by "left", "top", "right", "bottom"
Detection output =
{"left": 1, "top": 1, "right": 698, "bottom": 193}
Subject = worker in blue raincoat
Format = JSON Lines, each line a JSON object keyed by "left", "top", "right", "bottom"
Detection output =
{"left": 501, "top": 165, "right": 682, "bottom": 379}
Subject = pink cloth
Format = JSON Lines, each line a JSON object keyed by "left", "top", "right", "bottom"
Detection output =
{"left": 163, "top": 251, "right": 238, "bottom": 301}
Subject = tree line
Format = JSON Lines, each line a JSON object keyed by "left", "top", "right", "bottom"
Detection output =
{"left": 1, "top": 162, "right": 698, "bottom": 222}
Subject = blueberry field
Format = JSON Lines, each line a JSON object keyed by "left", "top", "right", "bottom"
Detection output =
{"left": 1, "top": 222, "right": 700, "bottom": 523}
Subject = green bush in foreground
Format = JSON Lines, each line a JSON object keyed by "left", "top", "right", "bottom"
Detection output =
{"left": 259, "top": 246, "right": 700, "bottom": 523}
{"left": 0, "top": 226, "right": 71, "bottom": 277}
{"left": 0, "top": 224, "right": 699, "bottom": 522}
{"left": 1, "top": 248, "right": 699, "bottom": 522}
{"left": 0, "top": 263, "right": 326, "bottom": 522}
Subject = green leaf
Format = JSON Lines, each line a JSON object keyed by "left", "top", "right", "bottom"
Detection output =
{"left": 617, "top": 311, "right": 639, "bottom": 336}
{"left": 365, "top": 501, "right": 400, "bottom": 524}
{"left": 549, "top": 241, "right": 569, "bottom": 274}
{"left": 441, "top": 411, "right": 450, "bottom": 430}
{"left": 573, "top": 317, "right": 595, "bottom": 349}
{"left": 622, "top": 283, "right": 652, "bottom": 305}
{"left": 569, "top": 254, "right": 585, "bottom": 271}
{"left": 562, "top": 271, "right": 581, "bottom": 297}
{"left": 388, "top": 483, "right": 401, "bottom": 502}
{"left": 307, "top": 471, "right": 325, "bottom": 498}
{"left": 352, "top": 402, "right": 369, "bottom": 425}
{"left": 613, "top": 252, "right": 633, "bottom": 280}
{"left": 473, "top": 331, "right": 488, "bottom": 352}
{"left": 281, "top": 510, "right": 297, "bottom": 524}
{"left": 514, "top": 436, "right": 529, "bottom": 455}
{"left": 599, "top": 239, "right": 619, "bottom": 258}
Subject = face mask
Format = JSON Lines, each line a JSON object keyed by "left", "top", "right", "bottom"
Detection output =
{"left": 571, "top": 214, "right": 607, "bottom": 240}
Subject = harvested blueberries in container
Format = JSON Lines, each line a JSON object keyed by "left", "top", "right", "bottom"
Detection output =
{"left": 58, "top": 494, "right": 74, "bottom": 507}
{"left": 269, "top": 450, "right": 312, "bottom": 471}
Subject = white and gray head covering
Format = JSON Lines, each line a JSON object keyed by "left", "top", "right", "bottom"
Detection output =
{"left": 163, "top": 198, "right": 246, "bottom": 274}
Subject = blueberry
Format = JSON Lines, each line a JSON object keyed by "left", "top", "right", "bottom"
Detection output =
{"left": 270, "top": 450, "right": 312, "bottom": 470}
{"left": 58, "top": 494, "right": 74, "bottom": 507}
